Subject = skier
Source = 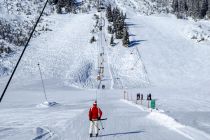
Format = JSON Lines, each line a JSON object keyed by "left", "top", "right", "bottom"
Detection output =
{"left": 89, "top": 101, "right": 103, "bottom": 137}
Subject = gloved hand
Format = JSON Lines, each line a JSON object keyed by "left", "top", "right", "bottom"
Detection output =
{"left": 89, "top": 119, "right": 92, "bottom": 121}
{"left": 98, "top": 117, "right": 101, "bottom": 120}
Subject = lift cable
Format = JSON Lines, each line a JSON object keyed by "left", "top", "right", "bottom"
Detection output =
{"left": 0, "top": 0, "right": 49, "bottom": 103}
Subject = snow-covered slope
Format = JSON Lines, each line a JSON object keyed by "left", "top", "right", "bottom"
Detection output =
{"left": 126, "top": 14, "right": 210, "bottom": 88}
{"left": 121, "top": 1, "right": 210, "bottom": 134}
{"left": 0, "top": 0, "right": 53, "bottom": 76}
{"left": 1, "top": 82, "right": 210, "bottom": 140}
{"left": 113, "top": 0, "right": 172, "bottom": 15}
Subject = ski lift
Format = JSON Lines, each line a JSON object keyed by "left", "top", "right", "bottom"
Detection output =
{"left": 97, "top": 75, "right": 101, "bottom": 81}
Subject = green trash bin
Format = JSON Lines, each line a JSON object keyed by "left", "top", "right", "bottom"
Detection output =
{"left": 151, "top": 99, "right": 155, "bottom": 109}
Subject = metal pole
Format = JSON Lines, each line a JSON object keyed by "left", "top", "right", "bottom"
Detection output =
{"left": 37, "top": 63, "right": 48, "bottom": 102}
{"left": 131, "top": 57, "right": 141, "bottom": 70}
{"left": 99, "top": 120, "right": 104, "bottom": 129}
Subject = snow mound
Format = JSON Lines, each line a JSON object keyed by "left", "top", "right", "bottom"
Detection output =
{"left": 147, "top": 112, "right": 184, "bottom": 129}
{"left": 121, "top": 99, "right": 144, "bottom": 111}
{"left": 183, "top": 23, "right": 210, "bottom": 42}
{"left": 64, "top": 61, "right": 95, "bottom": 88}
{"left": 122, "top": 99, "right": 209, "bottom": 140}
{"left": 33, "top": 127, "right": 54, "bottom": 140}
{"left": 36, "top": 101, "right": 59, "bottom": 108}
{"left": 147, "top": 112, "right": 210, "bottom": 140}
{"left": 0, "top": 65, "right": 9, "bottom": 76}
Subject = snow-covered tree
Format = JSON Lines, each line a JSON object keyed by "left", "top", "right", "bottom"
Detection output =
{"left": 172, "top": 0, "right": 210, "bottom": 19}
{"left": 106, "top": 4, "right": 113, "bottom": 22}
{"left": 108, "top": 25, "right": 113, "bottom": 34}
{"left": 56, "top": 0, "right": 77, "bottom": 14}
{"left": 90, "top": 36, "right": 96, "bottom": 43}
{"left": 123, "top": 28, "right": 129, "bottom": 47}
{"left": 110, "top": 35, "right": 114, "bottom": 46}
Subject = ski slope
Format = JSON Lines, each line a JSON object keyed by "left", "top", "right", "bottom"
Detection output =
{"left": 0, "top": 84, "right": 210, "bottom": 140}
{"left": 0, "top": 0, "right": 210, "bottom": 139}
{"left": 127, "top": 14, "right": 210, "bottom": 88}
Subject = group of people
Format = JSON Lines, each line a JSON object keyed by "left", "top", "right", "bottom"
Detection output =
{"left": 136, "top": 93, "right": 152, "bottom": 100}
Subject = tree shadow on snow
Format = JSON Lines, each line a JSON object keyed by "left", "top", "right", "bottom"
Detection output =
{"left": 99, "top": 130, "right": 144, "bottom": 137}
{"left": 129, "top": 40, "right": 147, "bottom": 48}
{"left": 126, "top": 23, "right": 144, "bottom": 28}
{"left": 126, "top": 23, "right": 137, "bottom": 27}
{"left": 129, "top": 34, "right": 136, "bottom": 37}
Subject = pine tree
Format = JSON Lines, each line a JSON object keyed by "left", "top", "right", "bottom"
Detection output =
{"left": 124, "top": 13, "right": 127, "bottom": 19}
{"left": 108, "top": 25, "right": 113, "bottom": 34}
{"left": 200, "top": 0, "right": 208, "bottom": 18}
{"left": 71, "top": 0, "right": 77, "bottom": 14}
{"left": 56, "top": 4, "right": 62, "bottom": 14}
{"left": 106, "top": 5, "right": 113, "bottom": 22}
{"left": 110, "top": 35, "right": 114, "bottom": 45}
{"left": 49, "top": 0, "right": 58, "bottom": 4}
{"left": 56, "top": 0, "right": 77, "bottom": 14}
{"left": 123, "top": 28, "right": 129, "bottom": 47}
{"left": 106, "top": 6, "right": 129, "bottom": 47}
{"left": 65, "top": 0, "right": 71, "bottom": 13}
{"left": 115, "top": 16, "right": 124, "bottom": 39}
{"left": 90, "top": 36, "right": 96, "bottom": 43}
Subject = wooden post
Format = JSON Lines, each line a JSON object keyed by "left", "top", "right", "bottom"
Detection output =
{"left": 140, "top": 94, "right": 143, "bottom": 105}
{"left": 127, "top": 93, "right": 129, "bottom": 101}
{"left": 131, "top": 94, "right": 133, "bottom": 101}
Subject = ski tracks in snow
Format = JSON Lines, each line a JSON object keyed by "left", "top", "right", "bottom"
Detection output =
{"left": 63, "top": 92, "right": 196, "bottom": 140}
{"left": 122, "top": 99, "right": 210, "bottom": 140}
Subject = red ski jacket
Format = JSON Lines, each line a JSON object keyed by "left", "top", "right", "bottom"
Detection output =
{"left": 89, "top": 104, "right": 102, "bottom": 121}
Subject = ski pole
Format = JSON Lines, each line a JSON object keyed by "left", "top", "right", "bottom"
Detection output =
{"left": 37, "top": 63, "right": 48, "bottom": 102}
{"left": 99, "top": 120, "right": 104, "bottom": 129}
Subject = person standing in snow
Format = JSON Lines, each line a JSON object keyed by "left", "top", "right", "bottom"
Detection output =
{"left": 89, "top": 101, "right": 102, "bottom": 137}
